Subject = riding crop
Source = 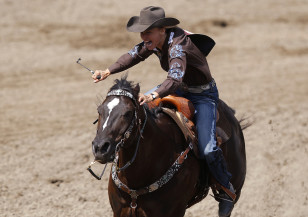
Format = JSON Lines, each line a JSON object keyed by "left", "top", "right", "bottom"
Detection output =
{"left": 76, "top": 58, "right": 101, "bottom": 79}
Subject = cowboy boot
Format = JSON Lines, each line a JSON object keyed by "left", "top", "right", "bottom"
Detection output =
{"left": 218, "top": 182, "right": 235, "bottom": 217}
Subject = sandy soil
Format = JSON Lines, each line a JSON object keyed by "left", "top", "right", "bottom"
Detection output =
{"left": 0, "top": 0, "right": 307, "bottom": 216}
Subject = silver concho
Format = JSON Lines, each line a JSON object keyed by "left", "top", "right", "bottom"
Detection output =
{"left": 149, "top": 183, "right": 159, "bottom": 192}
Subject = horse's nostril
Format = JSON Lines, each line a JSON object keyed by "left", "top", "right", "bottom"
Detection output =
{"left": 92, "top": 140, "right": 111, "bottom": 155}
{"left": 100, "top": 142, "right": 110, "bottom": 153}
{"left": 95, "top": 142, "right": 110, "bottom": 154}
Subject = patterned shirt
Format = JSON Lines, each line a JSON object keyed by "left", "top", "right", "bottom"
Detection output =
{"left": 108, "top": 27, "right": 213, "bottom": 98}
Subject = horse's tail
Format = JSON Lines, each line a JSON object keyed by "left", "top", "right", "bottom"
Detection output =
{"left": 218, "top": 99, "right": 252, "bottom": 131}
{"left": 239, "top": 117, "right": 253, "bottom": 130}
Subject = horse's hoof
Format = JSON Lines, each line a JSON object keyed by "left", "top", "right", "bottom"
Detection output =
{"left": 218, "top": 198, "right": 234, "bottom": 217}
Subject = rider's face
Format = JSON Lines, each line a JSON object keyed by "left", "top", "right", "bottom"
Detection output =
{"left": 140, "top": 27, "right": 166, "bottom": 50}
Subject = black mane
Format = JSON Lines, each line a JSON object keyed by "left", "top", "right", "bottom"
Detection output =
{"left": 109, "top": 74, "right": 140, "bottom": 99}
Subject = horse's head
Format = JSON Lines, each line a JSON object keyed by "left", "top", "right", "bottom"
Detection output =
{"left": 92, "top": 77, "right": 141, "bottom": 164}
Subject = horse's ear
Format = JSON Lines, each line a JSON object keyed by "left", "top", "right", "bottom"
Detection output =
{"left": 133, "top": 83, "right": 140, "bottom": 96}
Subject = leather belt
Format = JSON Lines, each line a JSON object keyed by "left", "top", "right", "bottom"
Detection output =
{"left": 187, "top": 79, "right": 216, "bottom": 93}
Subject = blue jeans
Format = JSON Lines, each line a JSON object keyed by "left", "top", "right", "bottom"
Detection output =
{"left": 176, "top": 81, "right": 231, "bottom": 188}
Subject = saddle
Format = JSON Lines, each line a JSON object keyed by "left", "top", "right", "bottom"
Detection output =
{"left": 147, "top": 94, "right": 232, "bottom": 156}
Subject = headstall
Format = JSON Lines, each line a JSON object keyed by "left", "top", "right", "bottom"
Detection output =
{"left": 107, "top": 89, "right": 148, "bottom": 172}
{"left": 88, "top": 89, "right": 147, "bottom": 179}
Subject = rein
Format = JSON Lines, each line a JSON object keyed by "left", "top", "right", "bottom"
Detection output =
{"left": 107, "top": 89, "right": 148, "bottom": 172}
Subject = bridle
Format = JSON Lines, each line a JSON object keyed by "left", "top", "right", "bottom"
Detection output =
{"left": 87, "top": 89, "right": 147, "bottom": 179}
{"left": 108, "top": 89, "right": 148, "bottom": 171}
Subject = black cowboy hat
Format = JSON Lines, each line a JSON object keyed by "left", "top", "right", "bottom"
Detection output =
{"left": 127, "top": 6, "right": 180, "bottom": 32}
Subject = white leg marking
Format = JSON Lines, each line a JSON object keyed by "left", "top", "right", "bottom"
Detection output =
{"left": 102, "top": 98, "right": 120, "bottom": 131}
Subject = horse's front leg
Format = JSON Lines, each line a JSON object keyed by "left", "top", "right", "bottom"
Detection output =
{"left": 108, "top": 176, "right": 135, "bottom": 217}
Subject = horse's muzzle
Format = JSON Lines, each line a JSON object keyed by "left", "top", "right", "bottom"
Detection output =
{"left": 88, "top": 139, "right": 115, "bottom": 180}
{"left": 92, "top": 139, "right": 115, "bottom": 164}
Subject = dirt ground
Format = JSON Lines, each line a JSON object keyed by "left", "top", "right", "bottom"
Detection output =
{"left": 0, "top": 0, "right": 307, "bottom": 216}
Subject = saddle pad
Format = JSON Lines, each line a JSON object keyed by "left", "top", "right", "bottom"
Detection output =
{"left": 161, "top": 107, "right": 200, "bottom": 158}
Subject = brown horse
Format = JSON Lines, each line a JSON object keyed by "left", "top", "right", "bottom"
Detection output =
{"left": 90, "top": 77, "right": 246, "bottom": 217}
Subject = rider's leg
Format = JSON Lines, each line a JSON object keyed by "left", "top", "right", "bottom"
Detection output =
{"left": 193, "top": 98, "right": 232, "bottom": 188}
{"left": 194, "top": 98, "right": 235, "bottom": 217}
{"left": 176, "top": 84, "right": 233, "bottom": 184}
{"left": 180, "top": 83, "right": 234, "bottom": 217}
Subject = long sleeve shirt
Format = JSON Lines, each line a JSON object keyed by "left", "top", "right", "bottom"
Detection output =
{"left": 108, "top": 27, "right": 213, "bottom": 98}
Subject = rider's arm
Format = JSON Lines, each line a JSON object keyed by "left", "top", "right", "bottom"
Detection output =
{"left": 156, "top": 43, "right": 187, "bottom": 98}
{"left": 109, "top": 42, "right": 153, "bottom": 74}
{"left": 93, "top": 42, "right": 153, "bottom": 82}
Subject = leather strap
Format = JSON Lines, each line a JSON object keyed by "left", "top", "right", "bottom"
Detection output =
{"left": 220, "top": 185, "right": 236, "bottom": 201}
{"left": 112, "top": 145, "right": 192, "bottom": 214}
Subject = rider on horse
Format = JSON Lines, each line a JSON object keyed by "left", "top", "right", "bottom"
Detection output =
{"left": 92, "top": 6, "right": 235, "bottom": 217}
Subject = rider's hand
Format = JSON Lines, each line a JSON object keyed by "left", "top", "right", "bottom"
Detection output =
{"left": 92, "top": 69, "right": 111, "bottom": 83}
{"left": 138, "top": 92, "right": 159, "bottom": 105}
{"left": 138, "top": 93, "right": 147, "bottom": 105}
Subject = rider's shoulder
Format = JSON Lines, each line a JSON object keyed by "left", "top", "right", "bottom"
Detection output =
{"left": 128, "top": 41, "right": 152, "bottom": 58}
{"left": 167, "top": 27, "right": 189, "bottom": 49}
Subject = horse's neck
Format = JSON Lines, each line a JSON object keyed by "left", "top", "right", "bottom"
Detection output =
{"left": 118, "top": 111, "right": 180, "bottom": 188}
